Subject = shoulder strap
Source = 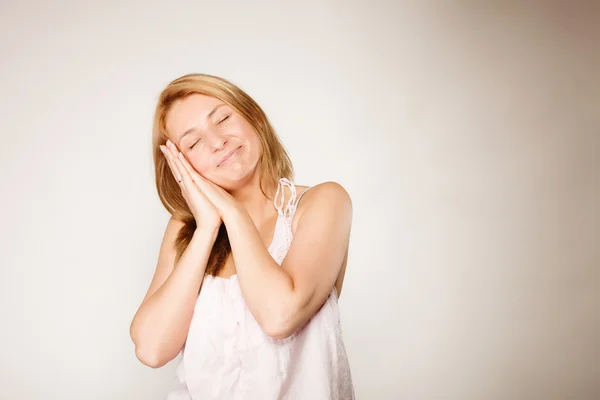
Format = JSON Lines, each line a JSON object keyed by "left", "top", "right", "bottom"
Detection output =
{"left": 287, "top": 185, "right": 313, "bottom": 221}
{"left": 273, "top": 178, "right": 312, "bottom": 220}
{"left": 274, "top": 178, "right": 295, "bottom": 218}
{"left": 294, "top": 186, "right": 312, "bottom": 208}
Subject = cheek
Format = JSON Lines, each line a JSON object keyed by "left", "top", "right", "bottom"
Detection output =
{"left": 249, "top": 135, "right": 263, "bottom": 157}
{"left": 186, "top": 154, "right": 209, "bottom": 175}
{"left": 239, "top": 126, "right": 261, "bottom": 150}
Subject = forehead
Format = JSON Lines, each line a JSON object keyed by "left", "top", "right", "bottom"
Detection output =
{"left": 165, "top": 94, "right": 226, "bottom": 140}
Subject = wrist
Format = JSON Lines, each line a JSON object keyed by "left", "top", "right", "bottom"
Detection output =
{"left": 194, "top": 224, "right": 220, "bottom": 241}
{"left": 222, "top": 203, "right": 246, "bottom": 225}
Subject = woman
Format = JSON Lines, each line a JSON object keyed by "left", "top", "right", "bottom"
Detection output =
{"left": 129, "top": 73, "right": 355, "bottom": 399}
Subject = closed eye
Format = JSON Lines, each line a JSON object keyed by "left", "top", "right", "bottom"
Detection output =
{"left": 190, "top": 138, "right": 201, "bottom": 149}
{"left": 190, "top": 115, "right": 230, "bottom": 149}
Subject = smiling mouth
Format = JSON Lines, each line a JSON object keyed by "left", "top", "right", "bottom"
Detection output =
{"left": 218, "top": 146, "right": 241, "bottom": 167}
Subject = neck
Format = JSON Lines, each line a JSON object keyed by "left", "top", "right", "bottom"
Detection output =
{"left": 228, "top": 173, "right": 277, "bottom": 225}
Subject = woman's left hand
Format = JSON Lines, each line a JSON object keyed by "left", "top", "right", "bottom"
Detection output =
{"left": 165, "top": 140, "right": 240, "bottom": 218}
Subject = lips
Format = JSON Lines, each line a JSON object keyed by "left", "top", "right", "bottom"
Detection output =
{"left": 218, "top": 146, "right": 241, "bottom": 167}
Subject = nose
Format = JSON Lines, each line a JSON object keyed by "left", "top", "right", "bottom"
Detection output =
{"left": 210, "top": 135, "right": 227, "bottom": 152}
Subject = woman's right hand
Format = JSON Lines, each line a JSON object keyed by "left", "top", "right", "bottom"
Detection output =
{"left": 160, "top": 142, "right": 222, "bottom": 232}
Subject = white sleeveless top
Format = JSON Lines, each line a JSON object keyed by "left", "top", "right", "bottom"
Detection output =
{"left": 166, "top": 178, "right": 355, "bottom": 399}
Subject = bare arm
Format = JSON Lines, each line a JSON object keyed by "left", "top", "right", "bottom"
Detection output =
{"left": 223, "top": 181, "right": 352, "bottom": 339}
{"left": 129, "top": 217, "right": 218, "bottom": 368}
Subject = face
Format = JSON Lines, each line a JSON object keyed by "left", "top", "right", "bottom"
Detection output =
{"left": 165, "top": 94, "right": 263, "bottom": 189}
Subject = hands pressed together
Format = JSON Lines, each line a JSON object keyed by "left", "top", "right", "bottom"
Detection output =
{"left": 160, "top": 139, "right": 239, "bottom": 231}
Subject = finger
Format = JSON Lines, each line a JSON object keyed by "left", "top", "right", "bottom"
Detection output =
{"left": 177, "top": 152, "right": 231, "bottom": 205}
{"left": 165, "top": 141, "right": 189, "bottom": 182}
{"left": 177, "top": 152, "right": 206, "bottom": 186}
{"left": 160, "top": 146, "right": 179, "bottom": 180}
{"left": 176, "top": 152, "right": 220, "bottom": 197}
{"left": 169, "top": 148, "right": 194, "bottom": 187}
{"left": 166, "top": 140, "right": 182, "bottom": 158}
{"left": 160, "top": 145, "right": 183, "bottom": 183}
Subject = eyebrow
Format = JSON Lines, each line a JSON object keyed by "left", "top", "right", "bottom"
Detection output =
{"left": 178, "top": 103, "right": 226, "bottom": 144}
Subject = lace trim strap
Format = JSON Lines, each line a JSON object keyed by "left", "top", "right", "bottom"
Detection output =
{"left": 274, "top": 178, "right": 296, "bottom": 219}
{"left": 273, "top": 178, "right": 313, "bottom": 220}
{"left": 294, "top": 186, "right": 313, "bottom": 208}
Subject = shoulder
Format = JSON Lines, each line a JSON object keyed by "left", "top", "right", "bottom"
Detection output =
{"left": 301, "top": 181, "right": 351, "bottom": 205}
{"left": 163, "top": 216, "right": 186, "bottom": 239}
{"left": 291, "top": 181, "right": 352, "bottom": 234}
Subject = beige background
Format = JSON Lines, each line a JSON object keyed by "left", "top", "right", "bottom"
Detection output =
{"left": 0, "top": 1, "right": 598, "bottom": 399}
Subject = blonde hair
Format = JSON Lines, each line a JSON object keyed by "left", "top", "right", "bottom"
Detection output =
{"left": 151, "top": 73, "right": 293, "bottom": 276}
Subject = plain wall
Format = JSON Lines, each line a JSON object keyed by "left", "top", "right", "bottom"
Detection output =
{"left": 1, "top": 1, "right": 598, "bottom": 399}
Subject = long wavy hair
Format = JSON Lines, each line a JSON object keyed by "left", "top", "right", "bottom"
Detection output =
{"left": 151, "top": 73, "right": 294, "bottom": 276}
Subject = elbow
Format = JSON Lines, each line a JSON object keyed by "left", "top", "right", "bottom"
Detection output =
{"left": 130, "top": 322, "right": 181, "bottom": 368}
{"left": 262, "top": 304, "right": 301, "bottom": 340}
{"left": 263, "top": 322, "right": 297, "bottom": 340}
{"left": 135, "top": 345, "right": 170, "bottom": 369}
{"left": 130, "top": 320, "right": 174, "bottom": 368}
